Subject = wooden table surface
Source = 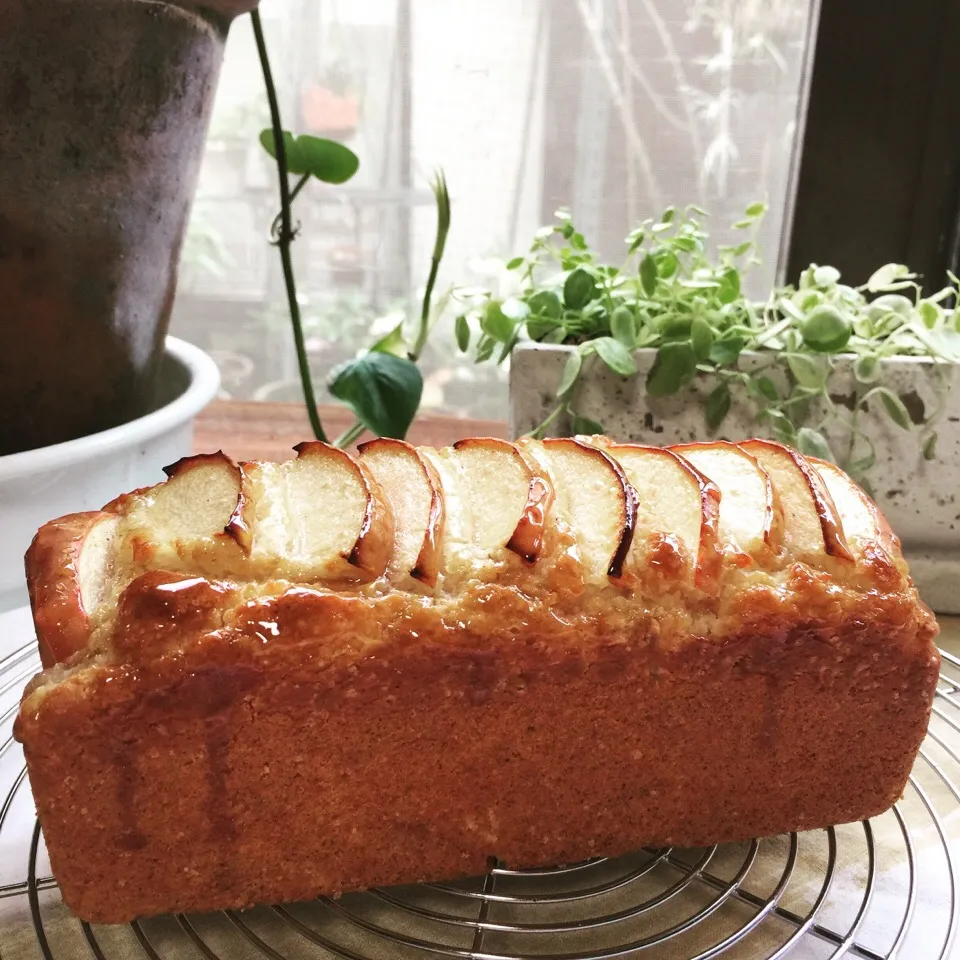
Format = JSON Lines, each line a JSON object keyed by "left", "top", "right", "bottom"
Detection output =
{"left": 194, "top": 399, "right": 960, "bottom": 640}
{"left": 194, "top": 400, "right": 508, "bottom": 463}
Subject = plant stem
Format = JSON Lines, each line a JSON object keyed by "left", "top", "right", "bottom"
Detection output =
{"left": 334, "top": 420, "right": 366, "bottom": 449}
{"left": 527, "top": 402, "right": 568, "bottom": 439}
{"left": 412, "top": 172, "right": 451, "bottom": 361}
{"left": 251, "top": 10, "right": 329, "bottom": 444}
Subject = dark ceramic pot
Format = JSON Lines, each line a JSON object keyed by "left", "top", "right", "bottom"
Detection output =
{"left": 0, "top": 0, "right": 255, "bottom": 456}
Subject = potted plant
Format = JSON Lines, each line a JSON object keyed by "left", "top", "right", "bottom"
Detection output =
{"left": 454, "top": 204, "right": 960, "bottom": 612}
{"left": 0, "top": 0, "right": 256, "bottom": 609}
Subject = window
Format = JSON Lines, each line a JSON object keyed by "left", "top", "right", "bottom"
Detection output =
{"left": 171, "top": 0, "right": 819, "bottom": 421}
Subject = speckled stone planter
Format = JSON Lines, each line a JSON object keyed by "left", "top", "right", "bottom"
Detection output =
{"left": 510, "top": 343, "right": 960, "bottom": 614}
{"left": 0, "top": 0, "right": 256, "bottom": 456}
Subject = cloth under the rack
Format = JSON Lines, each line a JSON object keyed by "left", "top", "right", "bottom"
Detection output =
{"left": 2, "top": 605, "right": 958, "bottom": 960}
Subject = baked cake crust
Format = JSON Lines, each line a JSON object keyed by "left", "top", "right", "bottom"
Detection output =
{"left": 14, "top": 437, "right": 940, "bottom": 923}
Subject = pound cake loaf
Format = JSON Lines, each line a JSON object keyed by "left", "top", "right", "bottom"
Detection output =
{"left": 15, "top": 436, "right": 939, "bottom": 923}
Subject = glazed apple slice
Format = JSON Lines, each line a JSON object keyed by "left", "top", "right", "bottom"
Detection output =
{"left": 357, "top": 437, "right": 444, "bottom": 586}
{"left": 119, "top": 451, "right": 248, "bottom": 573}
{"left": 244, "top": 442, "right": 394, "bottom": 581}
{"left": 606, "top": 443, "right": 721, "bottom": 589}
{"left": 524, "top": 437, "right": 637, "bottom": 584}
{"left": 671, "top": 441, "right": 781, "bottom": 560}
{"left": 25, "top": 511, "right": 122, "bottom": 667}
{"left": 451, "top": 437, "right": 554, "bottom": 566}
{"left": 739, "top": 439, "right": 853, "bottom": 562}
{"left": 807, "top": 457, "right": 899, "bottom": 557}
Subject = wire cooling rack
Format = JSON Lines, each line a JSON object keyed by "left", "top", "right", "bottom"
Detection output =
{"left": 2, "top": 627, "right": 959, "bottom": 960}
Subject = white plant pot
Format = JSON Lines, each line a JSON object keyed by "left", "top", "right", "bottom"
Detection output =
{"left": 0, "top": 336, "right": 220, "bottom": 613}
{"left": 510, "top": 343, "right": 960, "bottom": 614}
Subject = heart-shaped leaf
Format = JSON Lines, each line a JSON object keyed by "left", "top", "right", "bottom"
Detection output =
{"left": 328, "top": 352, "right": 422, "bottom": 440}
{"left": 260, "top": 129, "right": 359, "bottom": 183}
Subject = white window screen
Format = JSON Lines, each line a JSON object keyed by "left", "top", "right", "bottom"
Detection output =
{"left": 171, "top": 0, "right": 818, "bottom": 421}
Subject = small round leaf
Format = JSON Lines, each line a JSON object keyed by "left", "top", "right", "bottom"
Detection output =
{"left": 801, "top": 306, "right": 852, "bottom": 352}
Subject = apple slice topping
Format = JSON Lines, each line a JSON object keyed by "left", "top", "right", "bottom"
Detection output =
{"left": 26, "top": 511, "right": 122, "bottom": 667}
{"left": 243, "top": 442, "right": 394, "bottom": 582}
{"left": 739, "top": 439, "right": 853, "bottom": 562}
{"left": 120, "top": 451, "right": 247, "bottom": 572}
{"left": 671, "top": 441, "right": 780, "bottom": 561}
{"left": 606, "top": 443, "right": 721, "bottom": 589}
{"left": 357, "top": 438, "right": 444, "bottom": 586}
{"left": 807, "top": 457, "right": 899, "bottom": 558}
{"left": 451, "top": 438, "right": 541, "bottom": 558}
{"left": 532, "top": 437, "right": 638, "bottom": 583}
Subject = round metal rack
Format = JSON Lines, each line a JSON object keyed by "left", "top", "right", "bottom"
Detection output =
{"left": 2, "top": 633, "right": 959, "bottom": 960}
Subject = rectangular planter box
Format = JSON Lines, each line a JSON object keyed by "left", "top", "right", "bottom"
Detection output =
{"left": 510, "top": 343, "right": 960, "bottom": 614}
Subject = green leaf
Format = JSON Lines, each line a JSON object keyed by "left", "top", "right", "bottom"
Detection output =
{"left": 627, "top": 230, "right": 646, "bottom": 254}
{"left": 919, "top": 300, "right": 940, "bottom": 329}
{"left": 787, "top": 353, "right": 827, "bottom": 389}
{"left": 610, "top": 306, "right": 637, "bottom": 347}
{"left": 853, "top": 354, "right": 881, "bottom": 384}
{"left": 705, "top": 383, "right": 731, "bottom": 431}
{"left": 571, "top": 412, "right": 605, "bottom": 436}
{"left": 866, "top": 263, "right": 913, "bottom": 292}
{"left": 260, "top": 130, "right": 359, "bottom": 183}
{"left": 801, "top": 306, "right": 852, "bottom": 352}
{"left": 328, "top": 353, "right": 422, "bottom": 440}
{"left": 656, "top": 250, "right": 679, "bottom": 278}
{"left": 480, "top": 301, "right": 517, "bottom": 343}
{"left": 563, "top": 268, "right": 598, "bottom": 310}
{"left": 594, "top": 337, "right": 638, "bottom": 377}
{"left": 259, "top": 129, "right": 302, "bottom": 170}
{"left": 660, "top": 206, "right": 676, "bottom": 224}
{"left": 556, "top": 350, "right": 582, "bottom": 396}
{"left": 646, "top": 342, "right": 696, "bottom": 397}
{"left": 760, "top": 409, "right": 797, "bottom": 445}
{"left": 745, "top": 201, "right": 767, "bottom": 217}
{"left": 505, "top": 256, "right": 525, "bottom": 270}
{"left": 709, "top": 335, "right": 745, "bottom": 365}
{"left": 370, "top": 321, "right": 407, "bottom": 357}
{"left": 569, "top": 232, "right": 588, "bottom": 251}
{"left": 455, "top": 315, "right": 470, "bottom": 352}
{"left": 747, "top": 377, "right": 779, "bottom": 402}
{"left": 923, "top": 431, "right": 938, "bottom": 460}
{"left": 716, "top": 267, "right": 741, "bottom": 304}
{"left": 294, "top": 135, "right": 360, "bottom": 183}
{"left": 474, "top": 334, "right": 495, "bottom": 363}
{"left": 528, "top": 289, "right": 563, "bottom": 320}
{"left": 812, "top": 265, "right": 840, "bottom": 287}
{"left": 690, "top": 315, "right": 715, "bottom": 361}
{"left": 871, "top": 387, "right": 911, "bottom": 430}
{"left": 796, "top": 427, "right": 833, "bottom": 461}
{"left": 526, "top": 316, "right": 560, "bottom": 341}
{"left": 640, "top": 253, "right": 658, "bottom": 296}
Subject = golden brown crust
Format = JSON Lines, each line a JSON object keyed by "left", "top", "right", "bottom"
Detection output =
{"left": 15, "top": 571, "right": 938, "bottom": 923}
{"left": 15, "top": 435, "right": 941, "bottom": 923}
{"left": 25, "top": 511, "right": 115, "bottom": 668}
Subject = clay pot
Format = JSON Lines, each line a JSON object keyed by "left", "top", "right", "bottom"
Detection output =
{"left": 0, "top": 0, "right": 256, "bottom": 456}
